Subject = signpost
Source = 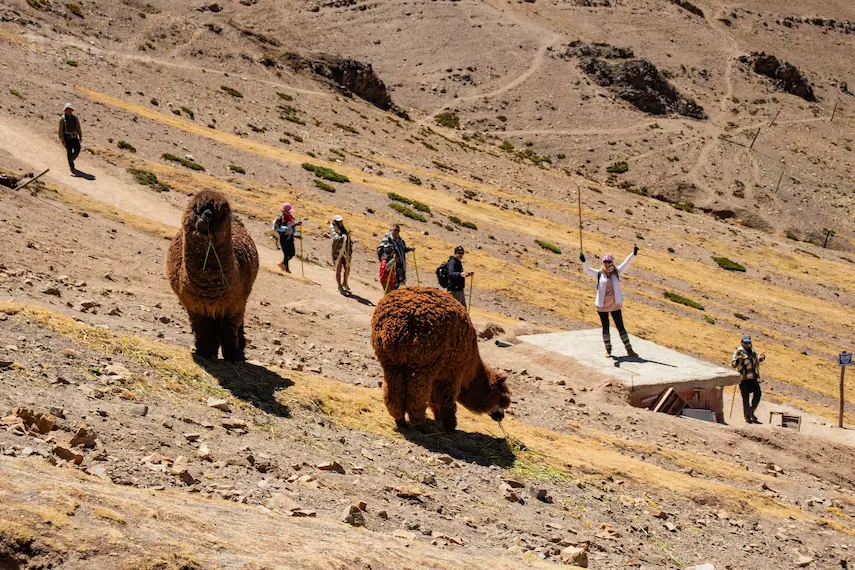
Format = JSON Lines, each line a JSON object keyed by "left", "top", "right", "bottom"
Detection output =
{"left": 840, "top": 351, "right": 852, "bottom": 428}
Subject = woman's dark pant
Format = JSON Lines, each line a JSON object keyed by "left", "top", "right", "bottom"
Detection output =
{"left": 64, "top": 135, "right": 81, "bottom": 169}
{"left": 598, "top": 310, "right": 634, "bottom": 355}
{"left": 279, "top": 233, "right": 295, "bottom": 269}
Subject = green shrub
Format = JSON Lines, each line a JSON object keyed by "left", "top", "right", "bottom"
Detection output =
{"left": 435, "top": 111, "right": 460, "bottom": 129}
{"left": 500, "top": 141, "right": 514, "bottom": 151}
{"left": 180, "top": 106, "right": 195, "bottom": 120}
{"left": 557, "top": 153, "right": 566, "bottom": 159}
{"left": 301, "top": 162, "right": 349, "bottom": 183}
{"left": 447, "top": 215, "right": 477, "bottom": 230}
{"left": 150, "top": 98, "right": 159, "bottom": 106}
{"left": 67, "top": 2, "right": 83, "bottom": 17}
{"left": 734, "top": 312, "right": 749, "bottom": 321}
{"left": 408, "top": 174, "right": 423, "bottom": 186}
{"left": 277, "top": 92, "right": 294, "bottom": 101}
{"left": 432, "top": 160, "right": 457, "bottom": 171}
{"left": 388, "top": 192, "right": 413, "bottom": 205}
{"left": 313, "top": 179, "right": 335, "bottom": 193}
{"left": 704, "top": 316, "right": 716, "bottom": 325}
{"left": 9, "top": 88, "right": 23, "bottom": 99}
{"left": 65, "top": 59, "right": 78, "bottom": 67}
{"left": 284, "top": 115, "right": 306, "bottom": 125}
{"left": 606, "top": 161, "right": 629, "bottom": 174}
{"left": 162, "top": 153, "right": 204, "bottom": 171}
{"left": 664, "top": 291, "right": 704, "bottom": 311}
{"left": 171, "top": 109, "right": 181, "bottom": 116}
{"left": 464, "top": 189, "right": 477, "bottom": 199}
{"left": 412, "top": 201, "right": 431, "bottom": 213}
{"left": 127, "top": 168, "right": 169, "bottom": 192}
{"left": 228, "top": 164, "right": 246, "bottom": 174}
{"left": 712, "top": 256, "right": 746, "bottom": 272}
{"left": 672, "top": 201, "right": 695, "bottom": 213}
{"left": 535, "top": 240, "right": 561, "bottom": 254}
{"left": 117, "top": 140, "right": 136, "bottom": 153}
{"left": 667, "top": 247, "right": 676, "bottom": 254}
{"left": 221, "top": 85, "right": 243, "bottom": 98}
{"left": 390, "top": 203, "right": 426, "bottom": 222}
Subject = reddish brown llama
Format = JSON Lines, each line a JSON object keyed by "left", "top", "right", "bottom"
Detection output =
{"left": 167, "top": 189, "right": 259, "bottom": 361}
{"left": 370, "top": 287, "right": 511, "bottom": 432}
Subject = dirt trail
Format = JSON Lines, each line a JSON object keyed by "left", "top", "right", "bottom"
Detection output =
{"left": 0, "top": 114, "right": 381, "bottom": 317}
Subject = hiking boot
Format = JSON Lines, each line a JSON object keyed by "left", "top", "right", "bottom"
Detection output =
{"left": 627, "top": 350, "right": 639, "bottom": 358}
{"left": 277, "top": 262, "right": 286, "bottom": 272}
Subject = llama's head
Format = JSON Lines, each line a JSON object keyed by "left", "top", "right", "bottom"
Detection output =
{"left": 487, "top": 369, "right": 512, "bottom": 422}
{"left": 185, "top": 190, "right": 232, "bottom": 236}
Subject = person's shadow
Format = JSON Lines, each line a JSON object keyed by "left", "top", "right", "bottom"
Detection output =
{"left": 194, "top": 356, "right": 293, "bottom": 417}
{"left": 398, "top": 422, "right": 515, "bottom": 468}
{"left": 343, "top": 290, "right": 375, "bottom": 307}
{"left": 71, "top": 167, "right": 96, "bottom": 180}
{"left": 612, "top": 355, "right": 678, "bottom": 368}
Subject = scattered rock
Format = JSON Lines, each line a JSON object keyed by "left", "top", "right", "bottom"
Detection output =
{"left": 478, "top": 322, "right": 505, "bottom": 340}
{"left": 560, "top": 545, "right": 588, "bottom": 567}
{"left": 222, "top": 418, "right": 248, "bottom": 430}
{"left": 393, "top": 530, "right": 416, "bottom": 541}
{"left": 184, "top": 433, "right": 201, "bottom": 442}
{"left": 796, "top": 555, "right": 814, "bottom": 567}
{"left": 394, "top": 484, "right": 423, "bottom": 499}
{"left": 52, "top": 445, "right": 84, "bottom": 465}
{"left": 341, "top": 504, "right": 365, "bottom": 527}
{"left": 197, "top": 445, "right": 213, "bottom": 462}
{"left": 129, "top": 404, "right": 149, "bottom": 417}
{"left": 264, "top": 493, "right": 302, "bottom": 513}
{"left": 42, "top": 287, "right": 61, "bottom": 297}
{"left": 495, "top": 339, "right": 513, "bottom": 348}
{"left": 70, "top": 427, "right": 97, "bottom": 448}
{"left": 7, "top": 408, "right": 54, "bottom": 434}
{"left": 316, "top": 460, "right": 345, "bottom": 474}
{"left": 290, "top": 509, "right": 317, "bottom": 517}
{"left": 207, "top": 398, "right": 231, "bottom": 412}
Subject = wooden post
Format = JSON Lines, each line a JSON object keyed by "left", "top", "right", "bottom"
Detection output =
{"left": 769, "top": 109, "right": 780, "bottom": 127}
{"left": 467, "top": 273, "right": 474, "bottom": 313}
{"left": 577, "top": 187, "right": 583, "bottom": 254}
{"left": 774, "top": 169, "right": 785, "bottom": 193}
{"left": 729, "top": 384, "right": 737, "bottom": 419}
{"left": 749, "top": 127, "right": 761, "bottom": 150}
{"left": 832, "top": 100, "right": 839, "bottom": 123}
{"left": 298, "top": 225, "right": 305, "bottom": 278}
{"left": 840, "top": 366, "right": 846, "bottom": 428}
{"left": 13, "top": 168, "right": 50, "bottom": 191}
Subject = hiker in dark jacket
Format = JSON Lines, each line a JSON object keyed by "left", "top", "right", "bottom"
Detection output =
{"left": 273, "top": 202, "right": 301, "bottom": 273}
{"left": 731, "top": 334, "right": 766, "bottom": 424}
{"left": 58, "top": 103, "right": 83, "bottom": 172}
{"left": 446, "top": 245, "right": 473, "bottom": 307}
{"left": 377, "top": 224, "right": 413, "bottom": 291}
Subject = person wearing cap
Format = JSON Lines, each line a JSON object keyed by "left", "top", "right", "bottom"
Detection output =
{"left": 731, "top": 334, "right": 766, "bottom": 424}
{"left": 272, "top": 202, "right": 301, "bottom": 273}
{"left": 445, "top": 245, "right": 473, "bottom": 307}
{"left": 330, "top": 214, "right": 356, "bottom": 294}
{"left": 377, "top": 223, "right": 414, "bottom": 292}
{"left": 579, "top": 246, "right": 639, "bottom": 358}
{"left": 58, "top": 103, "right": 83, "bottom": 171}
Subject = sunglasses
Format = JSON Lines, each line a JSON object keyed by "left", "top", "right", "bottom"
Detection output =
{"left": 603, "top": 260, "right": 613, "bottom": 265}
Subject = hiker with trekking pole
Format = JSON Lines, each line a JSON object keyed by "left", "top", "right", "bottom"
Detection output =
{"left": 377, "top": 224, "right": 413, "bottom": 294}
{"left": 330, "top": 214, "right": 357, "bottom": 294}
{"left": 580, "top": 246, "right": 640, "bottom": 358}
{"left": 437, "top": 245, "right": 473, "bottom": 308}
{"left": 273, "top": 202, "right": 302, "bottom": 274}
{"left": 731, "top": 334, "right": 766, "bottom": 424}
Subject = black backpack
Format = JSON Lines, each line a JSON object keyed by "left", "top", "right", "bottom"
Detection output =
{"left": 436, "top": 262, "right": 450, "bottom": 289}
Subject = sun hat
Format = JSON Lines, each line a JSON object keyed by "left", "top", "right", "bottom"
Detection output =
{"left": 602, "top": 254, "right": 614, "bottom": 262}
{"left": 741, "top": 334, "right": 752, "bottom": 344}
{"left": 63, "top": 103, "right": 74, "bottom": 110}
{"left": 333, "top": 214, "right": 343, "bottom": 222}
{"left": 281, "top": 202, "right": 292, "bottom": 212}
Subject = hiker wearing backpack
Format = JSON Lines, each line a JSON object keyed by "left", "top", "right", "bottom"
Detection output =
{"left": 58, "top": 103, "right": 83, "bottom": 172}
{"left": 377, "top": 224, "right": 413, "bottom": 292}
{"left": 580, "top": 246, "right": 639, "bottom": 358}
{"left": 438, "top": 245, "right": 473, "bottom": 307}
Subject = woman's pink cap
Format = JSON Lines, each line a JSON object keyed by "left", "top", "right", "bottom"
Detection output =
{"left": 602, "top": 254, "right": 614, "bottom": 262}
{"left": 281, "top": 203, "right": 292, "bottom": 212}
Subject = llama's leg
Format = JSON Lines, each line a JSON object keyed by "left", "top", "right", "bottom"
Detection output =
{"left": 404, "top": 366, "right": 433, "bottom": 428}
{"left": 190, "top": 313, "right": 219, "bottom": 359}
{"left": 219, "top": 316, "right": 245, "bottom": 362}
{"left": 381, "top": 363, "right": 408, "bottom": 429}
{"left": 431, "top": 379, "right": 458, "bottom": 432}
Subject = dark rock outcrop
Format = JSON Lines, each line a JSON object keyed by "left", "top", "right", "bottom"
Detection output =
{"left": 564, "top": 42, "right": 705, "bottom": 119}
{"left": 671, "top": 0, "right": 703, "bottom": 18}
{"left": 282, "top": 53, "right": 409, "bottom": 119}
{"left": 742, "top": 52, "right": 817, "bottom": 102}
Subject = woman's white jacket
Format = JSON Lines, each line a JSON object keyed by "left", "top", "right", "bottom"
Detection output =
{"left": 582, "top": 252, "right": 635, "bottom": 309}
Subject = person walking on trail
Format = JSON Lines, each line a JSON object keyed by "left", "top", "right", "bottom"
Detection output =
{"left": 377, "top": 224, "right": 414, "bottom": 292}
{"left": 273, "top": 202, "right": 301, "bottom": 273}
{"left": 330, "top": 214, "right": 356, "bottom": 294}
{"left": 580, "top": 246, "right": 639, "bottom": 358}
{"left": 58, "top": 103, "right": 83, "bottom": 172}
{"left": 731, "top": 334, "right": 766, "bottom": 424}
{"left": 445, "top": 245, "right": 473, "bottom": 307}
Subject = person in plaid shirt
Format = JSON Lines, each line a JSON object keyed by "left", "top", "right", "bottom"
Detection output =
{"left": 731, "top": 334, "right": 766, "bottom": 424}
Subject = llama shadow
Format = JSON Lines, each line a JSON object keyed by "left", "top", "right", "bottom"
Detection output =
{"left": 399, "top": 422, "right": 515, "bottom": 468}
{"left": 194, "top": 356, "right": 293, "bottom": 417}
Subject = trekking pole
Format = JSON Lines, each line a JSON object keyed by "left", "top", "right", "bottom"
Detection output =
{"left": 577, "top": 187, "right": 584, "bottom": 254}
{"left": 412, "top": 249, "right": 421, "bottom": 286}
{"left": 467, "top": 272, "right": 474, "bottom": 313}
{"left": 729, "top": 384, "right": 737, "bottom": 419}
{"left": 298, "top": 225, "right": 305, "bottom": 278}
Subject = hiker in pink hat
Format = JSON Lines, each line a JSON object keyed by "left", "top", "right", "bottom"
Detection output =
{"left": 272, "top": 202, "right": 302, "bottom": 273}
{"left": 579, "top": 245, "right": 639, "bottom": 358}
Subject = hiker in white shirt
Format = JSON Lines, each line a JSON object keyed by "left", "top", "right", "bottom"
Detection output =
{"left": 580, "top": 246, "right": 639, "bottom": 358}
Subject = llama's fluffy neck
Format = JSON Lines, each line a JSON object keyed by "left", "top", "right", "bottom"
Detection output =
{"left": 183, "top": 224, "right": 236, "bottom": 291}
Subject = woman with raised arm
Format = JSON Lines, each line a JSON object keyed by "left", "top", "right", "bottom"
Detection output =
{"left": 579, "top": 245, "right": 639, "bottom": 358}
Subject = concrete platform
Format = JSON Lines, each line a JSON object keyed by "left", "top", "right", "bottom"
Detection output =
{"left": 518, "top": 329, "right": 741, "bottom": 416}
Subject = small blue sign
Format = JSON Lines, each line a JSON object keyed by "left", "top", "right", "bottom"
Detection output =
{"left": 840, "top": 352, "right": 853, "bottom": 366}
